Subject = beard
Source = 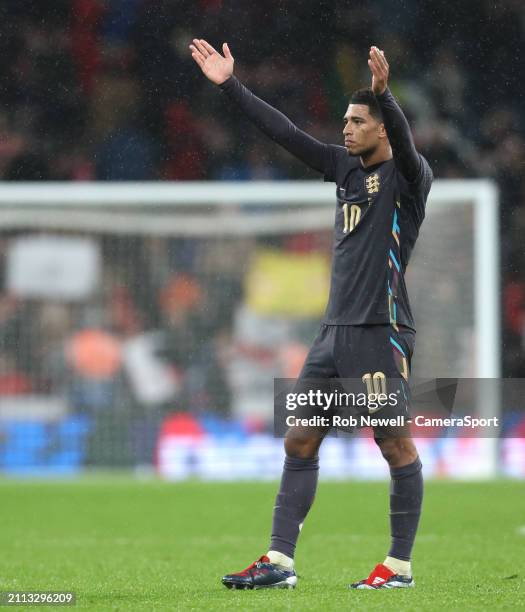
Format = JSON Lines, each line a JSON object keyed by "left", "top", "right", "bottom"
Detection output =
{"left": 355, "top": 143, "right": 378, "bottom": 158}
{"left": 345, "top": 141, "right": 378, "bottom": 158}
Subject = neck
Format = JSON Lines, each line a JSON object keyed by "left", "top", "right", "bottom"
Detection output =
{"left": 360, "top": 144, "right": 392, "bottom": 168}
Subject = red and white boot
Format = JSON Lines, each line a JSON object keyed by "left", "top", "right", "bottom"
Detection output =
{"left": 349, "top": 563, "right": 414, "bottom": 589}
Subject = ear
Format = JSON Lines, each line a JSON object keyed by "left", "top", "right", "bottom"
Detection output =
{"left": 378, "top": 122, "right": 387, "bottom": 139}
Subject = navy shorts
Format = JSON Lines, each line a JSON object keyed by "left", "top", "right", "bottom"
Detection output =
{"left": 288, "top": 324, "right": 415, "bottom": 435}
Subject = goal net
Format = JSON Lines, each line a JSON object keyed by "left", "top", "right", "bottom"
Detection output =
{"left": 0, "top": 180, "right": 501, "bottom": 478}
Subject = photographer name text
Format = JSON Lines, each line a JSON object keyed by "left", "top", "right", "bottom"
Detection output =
{"left": 285, "top": 415, "right": 500, "bottom": 428}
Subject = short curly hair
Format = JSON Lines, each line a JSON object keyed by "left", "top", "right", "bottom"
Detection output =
{"left": 349, "top": 88, "right": 383, "bottom": 122}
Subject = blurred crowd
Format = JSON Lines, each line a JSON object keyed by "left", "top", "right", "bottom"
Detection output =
{"left": 0, "top": 224, "right": 335, "bottom": 467}
{"left": 0, "top": 0, "right": 523, "bottom": 381}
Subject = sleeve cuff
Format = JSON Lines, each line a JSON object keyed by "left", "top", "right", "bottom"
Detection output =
{"left": 218, "top": 76, "right": 237, "bottom": 91}
{"left": 375, "top": 87, "right": 393, "bottom": 103}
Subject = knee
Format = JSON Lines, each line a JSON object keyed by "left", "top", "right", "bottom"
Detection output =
{"left": 374, "top": 437, "right": 418, "bottom": 468}
{"left": 284, "top": 436, "right": 322, "bottom": 459}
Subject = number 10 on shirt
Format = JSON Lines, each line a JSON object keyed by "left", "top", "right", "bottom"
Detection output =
{"left": 342, "top": 203, "right": 361, "bottom": 233}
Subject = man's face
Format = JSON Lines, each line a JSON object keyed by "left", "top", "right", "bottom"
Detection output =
{"left": 343, "top": 104, "right": 384, "bottom": 156}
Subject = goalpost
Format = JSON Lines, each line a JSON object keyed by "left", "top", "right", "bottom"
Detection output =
{"left": 0, "top": 179, "right": 500, "bottom": 375}
{"left": 0, "top": 180, "right": 500, "bottom": 478}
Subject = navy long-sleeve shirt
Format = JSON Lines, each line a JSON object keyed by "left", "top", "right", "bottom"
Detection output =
{"left": 219, "top": 76, "right": 433, "bottom": 330}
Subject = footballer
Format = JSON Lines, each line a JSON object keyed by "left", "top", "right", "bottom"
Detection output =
{"left": 190, "top": 39, "right": 432, "bottom": 590}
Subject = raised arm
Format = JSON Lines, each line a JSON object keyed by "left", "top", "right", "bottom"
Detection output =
{"left": 368, "top": 46, "right": 421, "bottom": 183}
{"left": 189, "top": 39, "right": 330, "bottom": 174}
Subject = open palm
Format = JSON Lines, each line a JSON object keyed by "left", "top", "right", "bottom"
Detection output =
{"left": 368, "top": 46, "right": 389, "bottom": 95}
{"left": 190, "top": 39, "right": 234, "bottom": 85}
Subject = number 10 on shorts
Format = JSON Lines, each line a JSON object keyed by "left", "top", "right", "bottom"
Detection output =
{"left": 362, "top": 371, "right": 387, "bottom": 413}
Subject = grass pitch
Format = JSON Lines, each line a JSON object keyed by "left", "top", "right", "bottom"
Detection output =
{"left": 0, "top": 478, "right": 523, "bottom": 610}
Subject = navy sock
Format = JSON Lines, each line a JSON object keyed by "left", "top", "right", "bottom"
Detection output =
{"left": 269, "top": 455, "right": 319, "bottom": 559}
{"left": 388, "top": 457, "right": 423, "bottom": 562}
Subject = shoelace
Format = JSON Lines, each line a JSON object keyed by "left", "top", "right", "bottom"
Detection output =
{"left": 239, "top": 556, "right": 268, "bottom": 575}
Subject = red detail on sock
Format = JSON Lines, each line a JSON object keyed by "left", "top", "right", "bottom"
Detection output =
{"left": 365, "top": 564, "right": 395, "bottom": 586}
